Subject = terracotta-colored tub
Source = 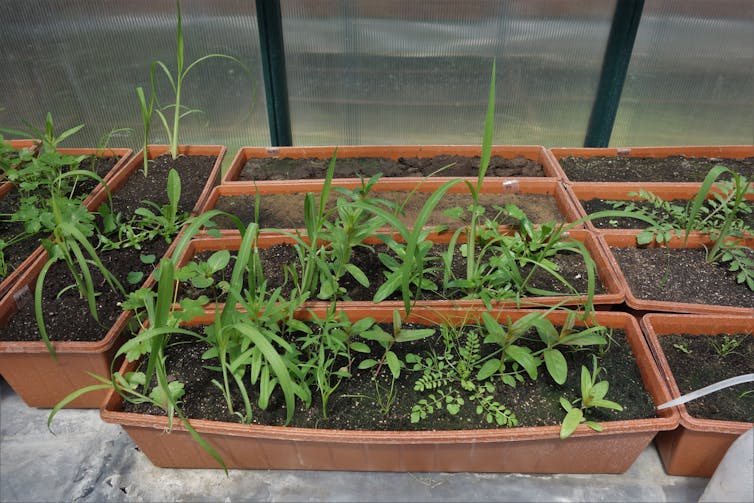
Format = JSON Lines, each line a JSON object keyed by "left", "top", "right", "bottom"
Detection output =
{"left": 101, "top": 307, "right": 677, "bottom": 473}
{"left": 199, "top": 176, "right": 583, "bottom": 233}
{"left": 222, "top": 145, "right": 566, "bottom": 185}
{"left": 641, "top": 313, "right": 754, "bottom": 477}
{"left": 0, "top": 145, "right": 227, "bottom": 408}
{"left": 551, "top": 145, "right": 754, "bottom": 186}
{"left": 0, "top": 147, "right": 132, "bottom": 299}
{"left": 95, "top": 144, "right": 226, "bottom": 216}
{"left": 598, "top": 231, "right": 754, "bottom": 316}
{"left": 175, "top": 227, "right": 624, "bottom": 311}
{"left": 562, "top": 182, "right": 754, "bottom": 233}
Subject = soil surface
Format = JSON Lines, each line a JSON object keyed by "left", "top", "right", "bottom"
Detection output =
{"left": 560, "top": 156, "right": 754, "bottom": 182}
{"left": 0, "top": 157, "right": 120, "bottom": 279}
{"left": 212, "top": 192, "right": 564, "bottom": 230}
{"left": 0, "top": 155, "right": 217, "bottom": 343}
{"left": 238, "top": 155, "right": 545, "bottom": 181}
{"left": 179, "top": 242, "right": 606, "bottom": 305}
{"left": 124, "top": 325, "right": 656, "bottom": 431}
{"left": 611, "top": 247, "right": 754, "bottom": 308}
{"left": 659, "top": 334, "right": 753, "bottom": 423}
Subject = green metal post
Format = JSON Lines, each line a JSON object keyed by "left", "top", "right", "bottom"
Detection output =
{"left": 584, "top": 0, "right": 645, "bottom": 147}
{"left": 256, "top": 0, "right": 292, "bottom": 146}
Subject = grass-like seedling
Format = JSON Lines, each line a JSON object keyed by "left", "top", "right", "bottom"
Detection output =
{"left": 137, "top": 0, "right": 251, "bottom": 173}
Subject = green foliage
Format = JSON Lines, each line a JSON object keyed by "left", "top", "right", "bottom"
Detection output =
{"left": 606, "top": 165, "right": 753, "bottom": 291}
{"left": 408, "top": 323, "right": 517, "bottom": 427}
{"left": 443, "top": 206, "right": 598, "bottom": 311}
{"left": 672, "top": 342, "right": 691, "bottom": 354}
{"left": 559, "top": 355, "right": 623, "bottom": 439}
{"left": 1, "top": 112, "right": 84, "bottom": 153}
{"left": 710, "top": 335, "right": 744, "bottom": 358}
{"left": 138, "top": 0, "right": 251, "bottom": 161}
{"left": 353, "top": 177, "right": 463, "bottom": 312}
{"left": 277, "top": 152, "right": 394, "bottom": 302}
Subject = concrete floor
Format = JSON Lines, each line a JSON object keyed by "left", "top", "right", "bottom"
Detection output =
{"left": 0, "top": 379, "right": 711, "bottom": 502}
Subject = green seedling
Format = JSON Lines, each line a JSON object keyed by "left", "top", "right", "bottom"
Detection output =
{"left": 1, "top": 112, "right": 84, "bottom": 153}
{"left": 408, "top": 320, "right": 517, "bottom": 427}
{"left": 139, "top": 0, "right": 251, "bottom": 167}
{"left": 559, "top": 355, "right": 623, "bottom": 439}
{"left": 711, "top": 335, "right": 743, "bottom": 358}
{"left": 358, "top": 309, "right": 435, "bottom": 380}
{"left": 672, "top": 342, "right": 692, "bottom": 354}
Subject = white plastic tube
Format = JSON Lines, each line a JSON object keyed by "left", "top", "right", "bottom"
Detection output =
{"left": 656, "top": 373, "right": 754, "bottom": 410}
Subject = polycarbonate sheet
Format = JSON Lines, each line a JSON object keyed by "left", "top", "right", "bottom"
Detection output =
{"left": 281, "top": 0, "right": 616, "bottom": 146}
{"left": 0, "top": 1, "right": 269, "bottom": 153}
{"left": 611, "top": 1, "right": 754, "bottom": 146}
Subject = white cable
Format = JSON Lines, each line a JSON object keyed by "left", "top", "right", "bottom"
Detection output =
{"left": 656, "top": 373, "right": 754, "bottom": 410}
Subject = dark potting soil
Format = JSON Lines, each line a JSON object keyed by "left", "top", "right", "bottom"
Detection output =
{"left": 179, "top": 242, "right": 606, "bottom": 304}
{"left": 111, "top": 155, "right": 216, "bottom": 215}
{"left": 123, "top": 325, "right": 656, "bottom": 431}
{"left": 611, "top": 247, "right": 754, "bottom": 308}
{"left": 659, "top": 334, "right": 753, "bottom": 423}
{"left": 211, "top": 192, "right": 564, "bottom": 230}
{"left": 0, "top": 157, "right": 121, "bottom": 278}
{"left": 559, "top": 155, "right": 754, "bottom": 183}
{"left": 72, "top": 156, "right": 121, "bottom": 198}
{"left": 0, "top": 155, "right": 217, "bottom": 343}
{"left": 0, "top": 239, "right": 168, "bottom": 342}
{"left": 238, "top": 155, "right": 545, "bottom": 181}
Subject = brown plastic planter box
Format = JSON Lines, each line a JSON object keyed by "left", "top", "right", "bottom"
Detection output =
{"left": 0, "top": 146, "right": 226, "bottom": 408}
{"left": 561, "top": 182, "right": 754, "bottom": 233}
{"left": 222, "top": 145, "right": 566, "bottom": 185}
{"left": 551, "top": 146, "right": 754, "bottom": 186}
{"left": 97, "top": 145, "right": 226, "bottom": 215}
{"left": 0, "top": 287, "right": 133, "bottom": 408}
{"left": 101, "top": 307, "right": 677, "bottom": 473}
{"left": 199, "top": 176, "right": 583, "bottom": 233}
{"left": 641, "top": 313, "right": 754, "bottom": 477}
{"left": 174, "top": 228, "right": 624, "bottom": 311}
{"left": 0, "top": 235, "right": 180, "bottom": 408}
{"left": 598, "top": 231, "right": 754, "bottom": 316}
{"left": 0, "top": 147, "right": 132, "bottom": 299}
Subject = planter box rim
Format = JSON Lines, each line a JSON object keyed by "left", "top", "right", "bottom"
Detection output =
{"left": 223, "top": 144, "right": 566, "bottom": 185}
{"left": 598, "top": 231, "right": 754, "bottom": 315}
{"left": 102, "top": 307, "right": 677, "bottom": 438}
{"left": 641, "top": 313, "right": 754, "bottom": 434}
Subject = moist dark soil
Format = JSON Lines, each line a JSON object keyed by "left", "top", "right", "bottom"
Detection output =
{"left": 559, "top": 156, "right": 754, "bottom": 183}
{"left": 123, "top": 325, "right": 656, "bottom": 431}
{"left": 612, "top": 247, "right": 754, "bottom": 308}
{"left": 112, "top": 155, "right": 216, "bottom": 216}
{"left": 73, "top": 156, "right": 122, "bottom": 198}
{"left": 238, "top": 155, "right": 545, "bottom": 181}
{"left": 0, "top": 157, "right": 121, "bottom": 278}
{"left": 179, "top": 242, "right": 606, "bottom": 304}
{"left": 659, "top": 334, "right": 753, "bottom": 423}
{"left": 0, "top": 155, "right": 217, "bottom": 343}
{"left": 211, "top": 192, "right": 564, "bottom": 230}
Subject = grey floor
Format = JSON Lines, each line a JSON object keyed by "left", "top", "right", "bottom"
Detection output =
{"left": 0, "top": 379, "right": 711, "bottom": 503}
